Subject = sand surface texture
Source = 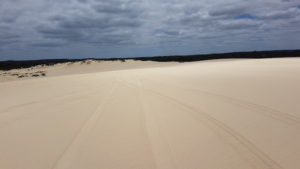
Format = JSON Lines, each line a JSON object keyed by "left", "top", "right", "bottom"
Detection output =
{"left": 0, "top": 58, "right": 300, "bottom": 169}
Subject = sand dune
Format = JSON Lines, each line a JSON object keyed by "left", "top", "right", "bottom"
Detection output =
{"left": 0, "top": 58, "right": 300, "bottom": 169}
{"left": 0, "top": 60, "right": 175, "bottom": 82}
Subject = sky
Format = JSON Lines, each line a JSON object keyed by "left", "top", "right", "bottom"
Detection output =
{"left": 0, "top": 0, "right": 300, "bottom": 60}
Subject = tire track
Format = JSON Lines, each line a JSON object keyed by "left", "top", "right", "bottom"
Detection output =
{"left": 0, "top": 89, "right": 105, "bottom": 130}
{"left": 0, "top": 89, "right": 96, "bottom": 114}
{"left": 145, "top": 78, "right": 300, "bottom": 128}
{"left": 51, "top": 80, "right": 118, "bottom": 169}
{"left": 135, "top": 78, "right": 178, "bottom": 169}
{"left": 0, "top": 75, "right": 114, "bottom": 114}
{"left": 132, "top": 78, "right": 283, "bottom": 169}
{"left": 201, "top": 90, "right": 300, "bottom": 128}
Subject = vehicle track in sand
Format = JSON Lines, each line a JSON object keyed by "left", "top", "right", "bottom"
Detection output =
{"left": 0, "top": 75, "right": 115, "bottom": 114}
{"left": 135, "top": 78, "right": 178, "bottom": 169}
{"left": 0, "top": 90, "right": 106, "bottom": 130}
{"left": 122, "top": 76, "right": 282, "bottom": 169}
{"left": 143, "top": 78, "right": 300, "bottom": 128}
{"left": 0, "top": 89, "right": 97, "bottom": 114}
{"left": 51, "top": 80, "right": 118, "bottom": 169}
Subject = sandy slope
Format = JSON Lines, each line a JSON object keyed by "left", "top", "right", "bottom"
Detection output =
{"left": 0, "top": 60, "right": 175, "bottom": 82}
{"left": 0, "top": 58, "right": 300, "bottom": 169}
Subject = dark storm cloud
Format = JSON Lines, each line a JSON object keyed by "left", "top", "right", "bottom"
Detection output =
{"left": 256, "top": 7, "right": 300, "bottom": 19}
{"left": 218, "top": 19, "right": 262, "bottom": 30}
{"left": 77, "top": 0, "right": 88, "bottom": 3}
{"left": 56, "top": 15, "right": 141, "bottom": 30}
{"left": 209, "top": 5, "right": 246, "bottom": 17}
{"left": 154, "top": 29, "right": 181, "bottom": 36}
{"left": 0, "top": 34, "right": 20, "bottom": 46}
{"left": 87, "top": 33, "right": 133, "bottom": 45}
{"left": 0, "top": 13, "right": 19, "bottom": 23}
{"left": 0, "top": 26, "right": 20, "bottom": 47}
{"left": 31, "top": 42, "right": 67, "bottom": 48}
{"left": 93, "top": 2, "right": 142, "bottom": 17}
{"left": 34, "top": 0, "right": 143, "bottom": 46}
{"left": 36, "top": 26, "right": 86, "bottom": 41}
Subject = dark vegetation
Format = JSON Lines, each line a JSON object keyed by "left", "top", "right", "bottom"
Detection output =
{"left": 0, "top": 71, "right": 47, "bottom": 78}
{"left": 0, "top": 50, "right": 299, "bottom": 70}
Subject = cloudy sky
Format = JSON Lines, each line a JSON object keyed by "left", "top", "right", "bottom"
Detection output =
{"left": 0, "top": 0, "right": 300, "bottom": 60}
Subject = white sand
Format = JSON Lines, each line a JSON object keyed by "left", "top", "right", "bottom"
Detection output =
{"left": 0, "top": 58, "right": 300, "bottom": 169}
{"left": 0, "top": 60, "right": 175, "bottom": 82}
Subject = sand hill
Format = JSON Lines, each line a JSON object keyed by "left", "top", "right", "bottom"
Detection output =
{"left": 0, "top": 58, "right": 299, "bottom": 169}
